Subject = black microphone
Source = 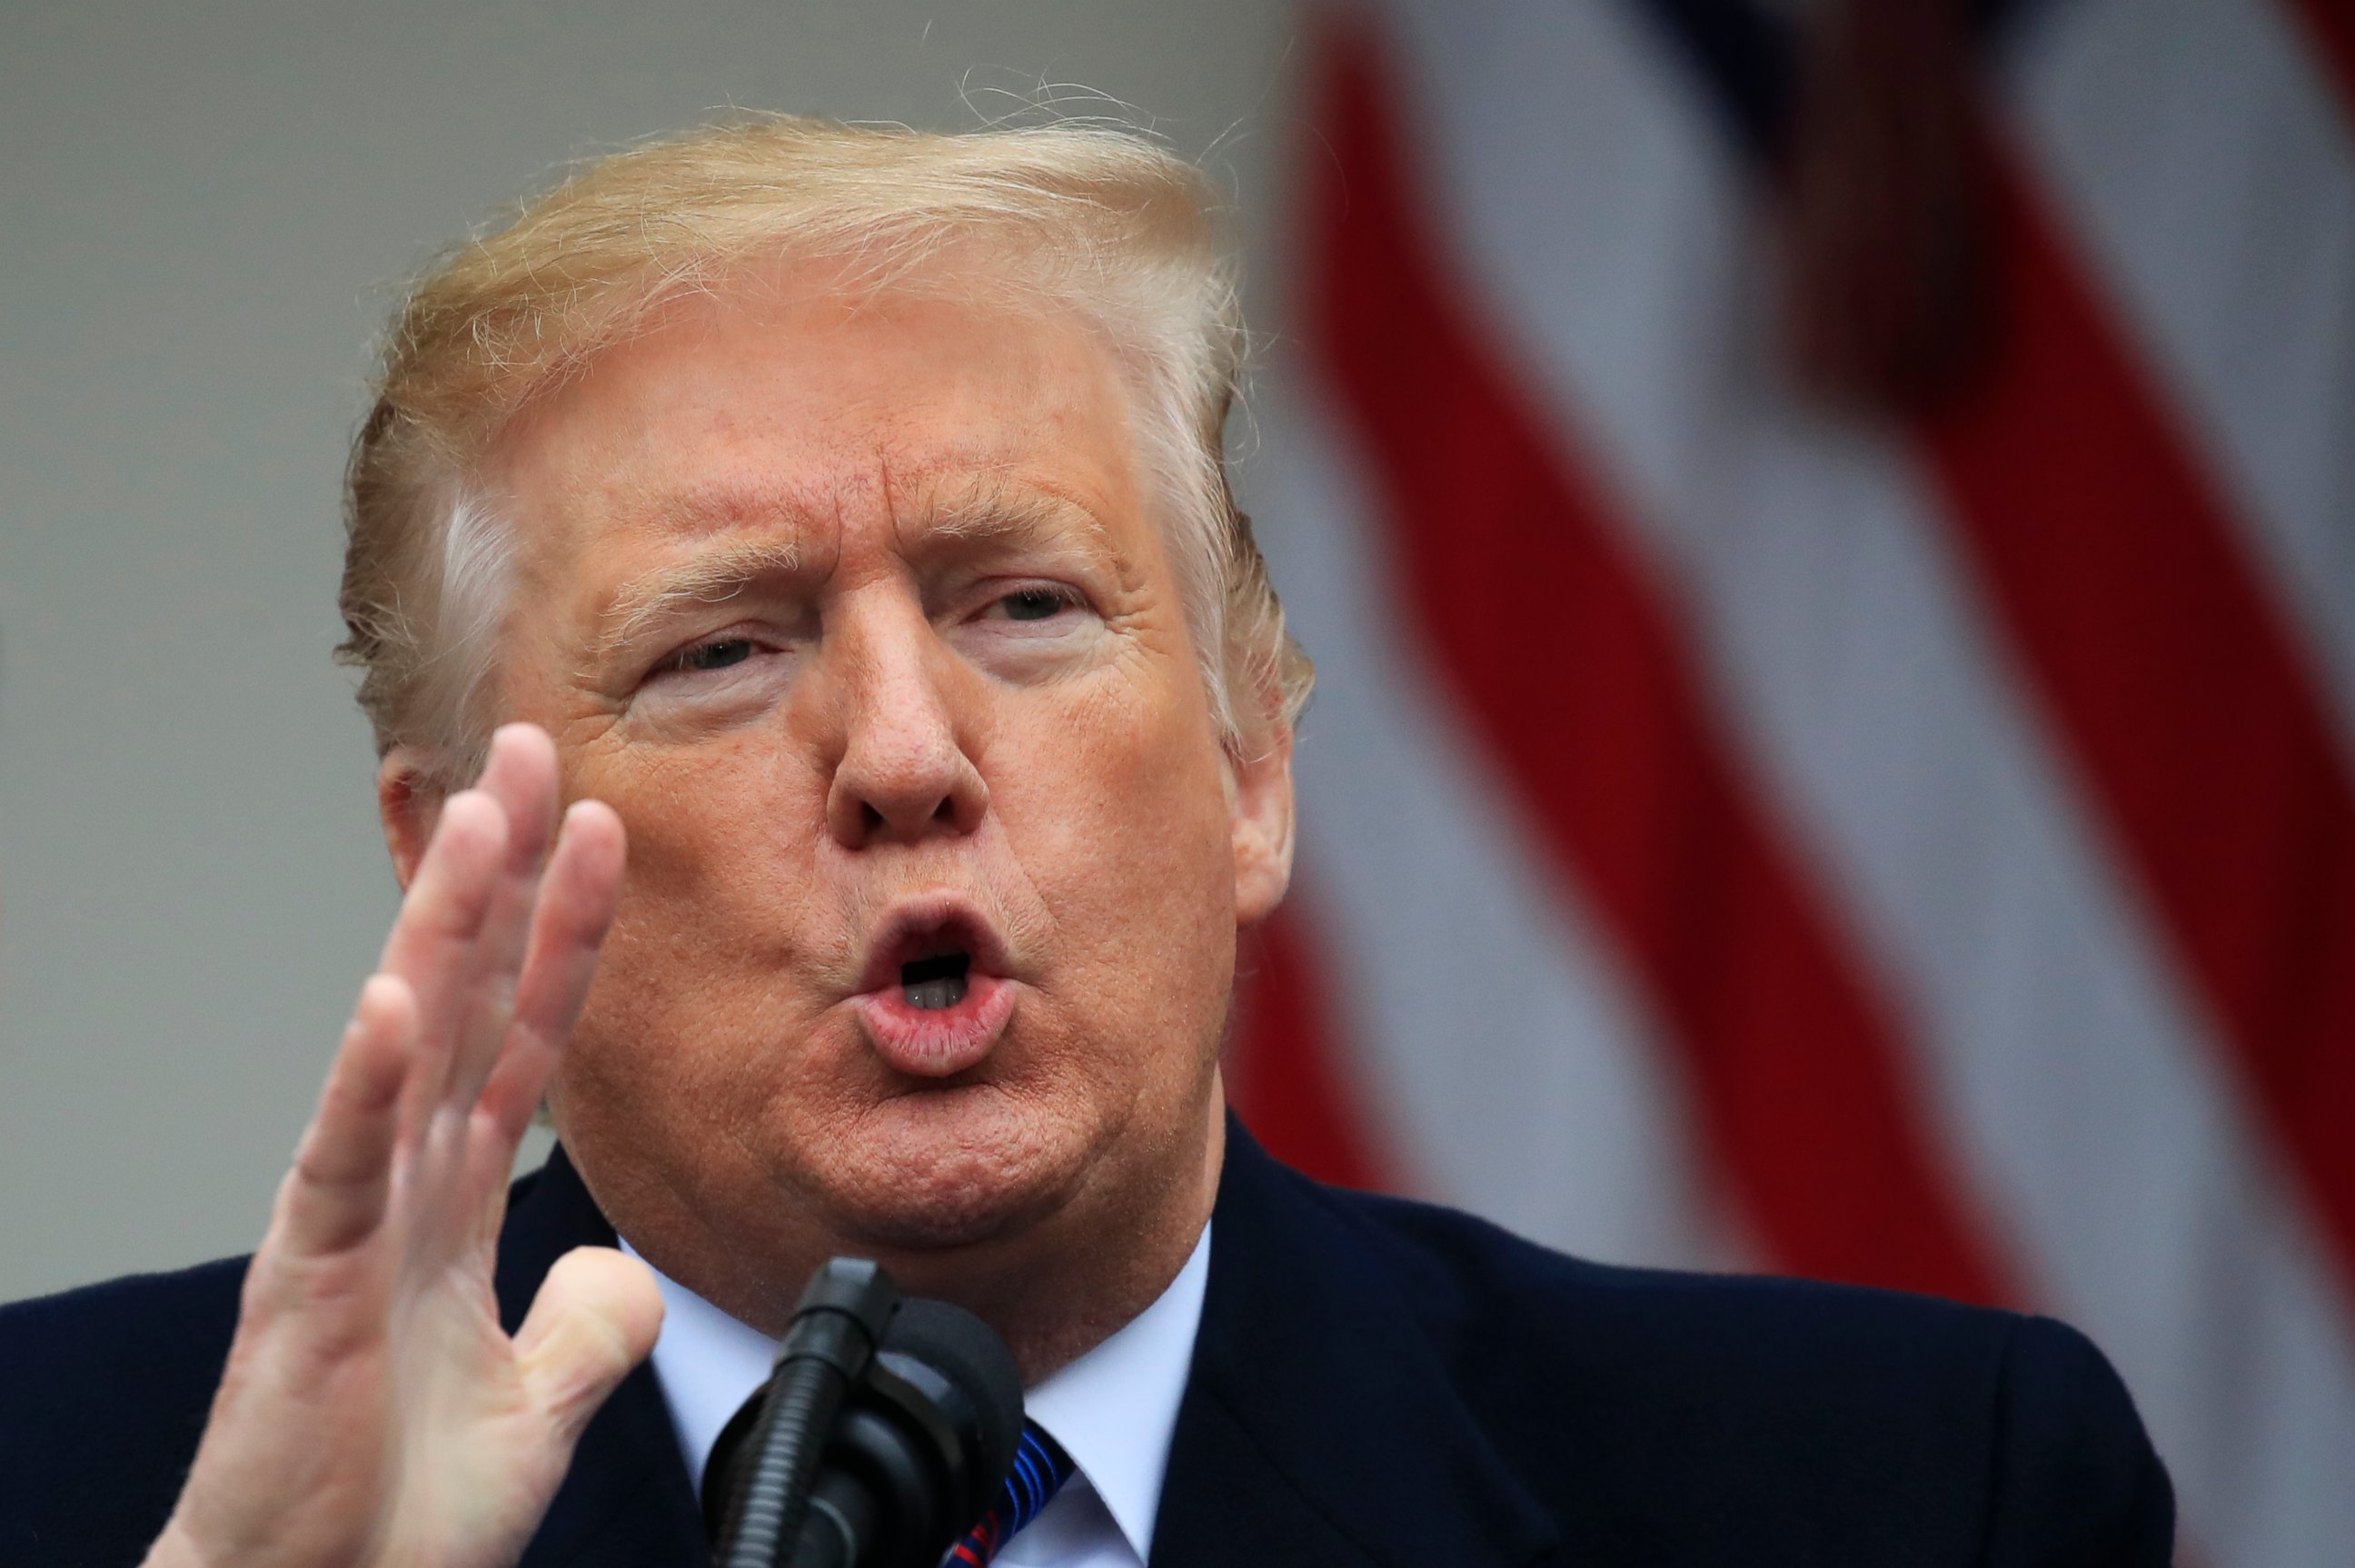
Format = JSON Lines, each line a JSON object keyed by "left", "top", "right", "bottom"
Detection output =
{"left": 710, "top": 1258, "right": 900, "bottom": 1568}
{"left": 706, "top": 1265, "right": 1025, "bottom": 1568}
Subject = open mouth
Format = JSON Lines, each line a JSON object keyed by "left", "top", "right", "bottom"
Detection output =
{"left": 851, "top": 902, "right": 1019, "bottom": 1077}
{"left": 899, "top": 948, "right": 972, "bottom": 1011}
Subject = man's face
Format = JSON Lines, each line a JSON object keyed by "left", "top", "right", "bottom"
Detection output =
{"left": 470, "top": 266, "right": 1289, "bottom": 1315}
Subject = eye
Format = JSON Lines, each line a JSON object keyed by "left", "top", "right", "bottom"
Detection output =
{"left": 948, "top": 580, "right": 1105, "bottom": 680}
{"left": 998, "top": 587, "right": 1069, "bottom": 622}
{"left": 627, "top": 619, "right": 803, "bottom": 731}
{"left": 657, "top": 636, "right": 757, "bottom": 676}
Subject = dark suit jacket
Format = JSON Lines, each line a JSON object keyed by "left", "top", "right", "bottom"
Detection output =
{"left": 0, "top": 1119, "right": 2171, "bottom": 1566}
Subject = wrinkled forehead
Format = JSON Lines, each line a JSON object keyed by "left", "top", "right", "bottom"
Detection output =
{"left": 482, "top": 264, "right": 1148, "bottom": 551}
{"left": 462, "top": 265, "right": 1174, "bottom": 671}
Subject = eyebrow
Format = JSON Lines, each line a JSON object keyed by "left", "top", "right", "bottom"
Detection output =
{"left": 592, "top": 478, "right": 1115, "bottom": 658}
{"left": 597, "top": 536, "right": 806, "bottom": 657}
{"left": 910, "top": 481, "right": 1106, "bottom": 550}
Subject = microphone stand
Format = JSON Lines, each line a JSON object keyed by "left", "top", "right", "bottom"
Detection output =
{"left": 712, "top": 1259, "right": 900, "bottom": 1568}
{"left": 708, "top": 1260, "right": 1023, "bottom": 1568}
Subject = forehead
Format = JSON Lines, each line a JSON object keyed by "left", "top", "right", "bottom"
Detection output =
{"left": 482, "top": 267, "right": 1143, "bottom": 566}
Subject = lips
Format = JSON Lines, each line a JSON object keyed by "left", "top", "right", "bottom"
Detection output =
{"left": 850, "top": 899, "right": 1019, "bottom": 1077}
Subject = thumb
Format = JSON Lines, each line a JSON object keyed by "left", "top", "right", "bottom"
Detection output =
{"left": 514, "top": 1245, "right": 664, "bottom": 1447}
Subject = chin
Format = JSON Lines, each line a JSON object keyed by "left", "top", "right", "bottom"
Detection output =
{"left": 813, "top": 1085, "right": 1095, "bottom": 1253}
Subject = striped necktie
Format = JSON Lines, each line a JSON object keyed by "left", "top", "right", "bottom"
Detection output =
{"left": 949, "top": 1419, "right": 1076, "bottom": 1565}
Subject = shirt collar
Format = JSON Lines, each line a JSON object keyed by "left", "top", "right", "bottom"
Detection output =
{"left": 626, "top": 1222, "right": 1212, "bottom": 1565}
{"left": 1013, "top": 1222, "right": 1209, "bottom": 1561}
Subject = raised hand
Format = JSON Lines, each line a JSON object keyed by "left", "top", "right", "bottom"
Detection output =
{"left": 143, "top": 725, "right": 664, "bottom": 1568}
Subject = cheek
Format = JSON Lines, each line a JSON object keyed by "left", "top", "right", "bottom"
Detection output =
{"left": 571, "top": 727, "right": 821, "bottom": 916}
{"left": 998, "top": 660, "right": 1239, "bottom": 1022}
{"left": 558, "top": 736, "right": 838, "bottom": 1086}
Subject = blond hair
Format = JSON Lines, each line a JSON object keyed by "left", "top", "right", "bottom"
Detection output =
{"left": 338, "top": 113, "right": 1312, "bottom": 785}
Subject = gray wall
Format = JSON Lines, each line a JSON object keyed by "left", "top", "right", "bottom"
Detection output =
{"left": 0, "top": 0, "right": 1297, "bottom": 1304}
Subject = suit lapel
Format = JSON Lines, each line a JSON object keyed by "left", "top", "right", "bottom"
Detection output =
{"left": 1149, "top": 1123, "right": 1561, "bottom": 1568}
{"left": 496, "top": 1146, "right": 712, "bottom": 1568}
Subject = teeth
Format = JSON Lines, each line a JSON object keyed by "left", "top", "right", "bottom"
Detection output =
{"left": 903, "top": 975, "right": 969, "bottom": 1010}
{"left": 898, "top": 948, "right": 973, "bottom": 1009}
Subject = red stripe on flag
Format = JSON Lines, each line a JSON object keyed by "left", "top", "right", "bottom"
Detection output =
{"left": 1229, "top": 904, "right": 1391, "bottom": 1191}
{"left": 1914, "top": 148, "right": 2355, "bottom": 1298}
{"left": 1307, "top": 20, "right": 2011, "bottom": 1305}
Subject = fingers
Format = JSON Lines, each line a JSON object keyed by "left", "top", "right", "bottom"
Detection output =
{"left": 439, "top": 726, "right": 565, "bottom": 1113}
{"left": 477, "top": 723, "right": 564, "bottom": 878}
{"left": 514, "top": 1246, "right": 664, "bottom": 1447}
{"left": 383, "top": 789, "right": 511, "bottom": 1146}
{"left": 375, "top": 725, "right": 561, "bottom": 1145}
{"left": 479, "top": 800, "right": 629, "bottom": 1144}
{"left": 354, "top": 725, "right": 622, "bottom": 1210}
{"left": 274, "top": 975, "right": 421, "bottom": 1259}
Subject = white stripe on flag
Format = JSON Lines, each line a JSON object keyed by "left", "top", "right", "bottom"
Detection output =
{"left": 2006, "top": 0, "right": 2355, "bottom": 759}
{"left": 1247, "top": 386, "right": 1736, "bottom": 1273}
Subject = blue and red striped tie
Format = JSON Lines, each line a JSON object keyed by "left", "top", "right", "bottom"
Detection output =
{"left": 949, "top": 1419, "right": 1075, "bottom": 1565}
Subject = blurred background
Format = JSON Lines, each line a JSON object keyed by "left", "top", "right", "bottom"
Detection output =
{"left": 3, "top": 0, "right": 2349, "bottom": 1561}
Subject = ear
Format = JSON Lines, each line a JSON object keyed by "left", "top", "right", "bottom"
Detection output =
{"left": 1227, "top": 722, "right": 1297, "bottom": 929}
{"left": 377, "top": 748, "right": 445, "bottom": 891}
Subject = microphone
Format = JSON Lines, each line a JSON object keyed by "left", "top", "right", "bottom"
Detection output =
{"left": 707, "top": 1263, "right": 1025, "bottom": 1568}
{"left": 710, "top": 1258, "right": 900, "bottom": 1568}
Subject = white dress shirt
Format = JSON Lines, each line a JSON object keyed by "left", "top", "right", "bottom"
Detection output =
{"left": 624, "top": 1225, "right": 1211, "bottom": 1568}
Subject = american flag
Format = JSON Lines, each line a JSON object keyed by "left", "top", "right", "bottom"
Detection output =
{"left": 1225, "top": 0, "right": 2355, "bottom": 1560}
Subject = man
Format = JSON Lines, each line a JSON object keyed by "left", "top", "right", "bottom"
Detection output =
{"left": 0, "top": 115, "right": 2170, "bottom": 1567}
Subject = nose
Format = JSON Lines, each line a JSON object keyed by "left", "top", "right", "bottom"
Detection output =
{"left": 820, "top": 600, "right": 989, "bottom": 851}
